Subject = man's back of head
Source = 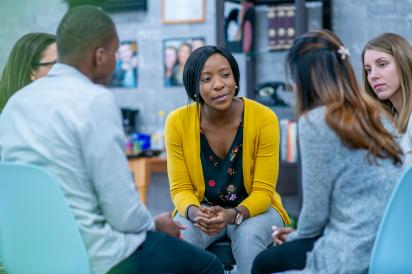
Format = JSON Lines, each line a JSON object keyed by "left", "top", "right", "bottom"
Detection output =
{"left": 56, "top": 5, "right": 119, "bottom": 84}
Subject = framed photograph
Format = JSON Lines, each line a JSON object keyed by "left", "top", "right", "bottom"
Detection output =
{"left": 224, "top": 1, "right": 254, "bottom": 53}
{"left": 161, "top": 0, "right": 205, "bottom": 24}
{"left": 109, "top": 40, "right": 139, "bottom": 88}
{"left": 163, "top": 37, "right": 205, "bottom": 87}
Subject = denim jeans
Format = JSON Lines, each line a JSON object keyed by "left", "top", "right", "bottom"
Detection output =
{"left": 108, "top": 231, "right": 223, "bottom": 274}
{"left": 251, "top": 236, "right": 319, "bottom": 274}
{"left": 175, "top": 207, "right": 284, "bottom": 274}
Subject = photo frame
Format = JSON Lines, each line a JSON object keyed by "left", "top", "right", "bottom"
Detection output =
{"left": 109, "top": 40, "right": 139, "bottom": 88}
{"left": 163, "top": 37, "right": 205, "bottom": 87}
{"left": 161, "top": 0, "right": 205, "bottom": 24}
{"left": 224, "top": 1, "right": 255, "bottom": 53}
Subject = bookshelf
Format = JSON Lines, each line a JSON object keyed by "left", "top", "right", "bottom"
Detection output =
{"left": 216, "top": 0, "right": 332, "bottom": 98}
{"left": 272, "top": 106, "right": 301, "bottom": 218}
{"left": 216, "top": 0, "right": 332, "bottom": 218}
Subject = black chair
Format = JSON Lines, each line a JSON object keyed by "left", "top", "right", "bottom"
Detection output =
{"left": 206, "top": 237, "right": 236, "bottom": 274}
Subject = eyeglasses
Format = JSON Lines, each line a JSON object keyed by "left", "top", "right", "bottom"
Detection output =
{"left": 33, "top": 61, "right": 57, "bottom": 68}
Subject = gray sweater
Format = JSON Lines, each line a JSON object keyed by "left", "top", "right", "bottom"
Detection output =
{"left": 285, "top": 107, "right": 403, "bottom": 274}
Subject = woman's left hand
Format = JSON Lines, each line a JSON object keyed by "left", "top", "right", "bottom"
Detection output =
{"left": 272, "top": 226, "right": 295, "bottom": 245}
{"left": 194, "top": 206, "right": 235, "bottom": 236}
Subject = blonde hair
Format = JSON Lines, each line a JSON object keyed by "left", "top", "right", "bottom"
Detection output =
{"left": 287, "top": 29, "right": 402, "bottom": 165}
{"left": 361, "top": 33, "right": 412, "bottom": 133}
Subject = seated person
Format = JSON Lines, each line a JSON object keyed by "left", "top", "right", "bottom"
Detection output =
{"left": 165, "top": 45, "right": 290, "bottom": 274}
{"left": 0, "top": 6, "right": 222, "bottom": 274}
{"left": 362, "top": 33, "right": 412, "bottom": 165}
{"left": 251, "top": 30, "right": 403, "bottom": 274}
{"left": 164, "top": 45, "right": 179, "bottom": 87}
{"left": 0, "top": 32, "right": 56, "bottom": 112}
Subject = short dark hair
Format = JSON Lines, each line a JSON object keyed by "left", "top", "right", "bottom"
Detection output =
{"left": 56, "top": 5, "right": 117, "bottom": 63}
{"left": 0, "top": 32, "right": 56, "bottom": 112}
{"left": 183, "top": 45, "right": 240, "bottom": 104}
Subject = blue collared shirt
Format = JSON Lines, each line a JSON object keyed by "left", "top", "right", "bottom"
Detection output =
{"left": 0, "top": 63, "right": 154, "bottom": 274}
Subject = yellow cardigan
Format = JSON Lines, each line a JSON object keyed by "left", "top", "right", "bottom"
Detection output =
{"left": 165, "top": 97, "right": 290, "bottom": 224}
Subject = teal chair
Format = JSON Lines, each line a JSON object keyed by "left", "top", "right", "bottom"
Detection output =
{"left": 0, "top": 163, "right": 90, "bottom": 274}
{"left": 369, "top": 166, "right": 412, "bottom": 274}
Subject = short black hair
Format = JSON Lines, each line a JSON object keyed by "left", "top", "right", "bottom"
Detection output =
{"left": 183, "top": 45, "right": 240, "bottom": 104}
{"left": 56, "top": 5, "right": 117, "bottom": 63}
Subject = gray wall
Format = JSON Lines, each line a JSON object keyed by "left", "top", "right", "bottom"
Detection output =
{"left": 0, "top": 0, "right": 217, "bottom": 132}
{"left": 110, "top": 0, "right": 217, "bottom": 132}
{"left": 333, "top": 0, "right": 412, "bottom": 78}
{"left": 1, "top": 0, "right": 412, "bottom": 125}
{"left": 246, "top": 0, "right": 412, "bottom": 97}
{"left": 0, "top": 0, "right": 66, "bottom": 67}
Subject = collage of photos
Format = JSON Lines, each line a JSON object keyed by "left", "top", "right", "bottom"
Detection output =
{"left": 163, "top": 37, "right": 205, "bottom": 87}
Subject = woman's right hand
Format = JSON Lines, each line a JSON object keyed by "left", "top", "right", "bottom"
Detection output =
{"left": 187, "top": 205, "right": 211, "bottom": 223}
{"left": 194, "top": 206, "right": 235, "bottom": 236}
{"left": 272, "top": 226, "right": 295, "bottom": 245}
{"left": 188, "top": 206, "right": 222, "bottom": 235}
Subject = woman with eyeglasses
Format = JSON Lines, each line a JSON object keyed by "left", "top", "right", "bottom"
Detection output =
{"left": 0, "top": 32, "right": 56, "bottom": 112}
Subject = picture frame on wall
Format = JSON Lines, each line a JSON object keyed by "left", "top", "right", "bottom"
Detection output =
{"left": 109, "top": 40, "right": 139, "bottom": 88}
{"left": 224, "top": 0, "right": 254, "bottom": 53}
{"left": 161, "top": 0, "right": 205, "bottom": 24}
{"left": 163, "top": 37, "right": 205, "bottom": 87}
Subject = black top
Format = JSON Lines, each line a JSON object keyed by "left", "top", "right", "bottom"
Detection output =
{"left": 200, "top": 114, "right": 247, "bottom": 208}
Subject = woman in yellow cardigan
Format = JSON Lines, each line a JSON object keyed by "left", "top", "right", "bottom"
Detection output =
{"left": 165, "top": 45, "right": 290, "bottom": 274}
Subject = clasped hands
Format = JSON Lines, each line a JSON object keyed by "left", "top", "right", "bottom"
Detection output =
{"left": 188, "top": 205, "right": 236, "bottom": 236}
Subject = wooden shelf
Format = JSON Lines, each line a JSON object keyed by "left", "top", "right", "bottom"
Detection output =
{"left": 128, "top": 157, "right": 167, "bottom": 205}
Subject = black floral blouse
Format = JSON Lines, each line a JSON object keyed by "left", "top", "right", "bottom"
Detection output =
{"left": 200, "top": 114, "right": 247, "bottom": 208}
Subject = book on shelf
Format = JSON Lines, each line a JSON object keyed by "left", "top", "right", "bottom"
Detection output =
{"left": 267, "top": 4, "right": 296, "bottom": 51}
{"left": 280, "top": 119, "right": 298, "bottom": 163}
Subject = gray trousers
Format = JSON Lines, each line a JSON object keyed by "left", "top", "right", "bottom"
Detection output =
{"left": 174, "top": 207, "right": 284, "bottom": 274}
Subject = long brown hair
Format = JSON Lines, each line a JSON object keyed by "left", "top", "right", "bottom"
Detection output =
{"left": 361, "top": 33, "right": 412, "bottom": 133}
{"left": 286, "top": 29, "right": 402, "bottom": 165}
{"left": 0, "top": 32, "right": 56, "bottom": 112}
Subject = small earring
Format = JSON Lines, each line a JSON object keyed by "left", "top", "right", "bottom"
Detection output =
{"left": 235, "top": 86, "right": 238, "bottom": 89}
{"left": 194, "top": 94, "right": 197, "bottom": 98}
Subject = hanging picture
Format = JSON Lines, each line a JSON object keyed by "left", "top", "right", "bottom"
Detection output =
{"left": 161, "top": 0, "right": 205, "bottom": 24}
{"left": 163, "top": 37, "right": 205, "bottom": 87}
{"left": 109, "top": 40, "right": 139, "bottom": 88}
{"left": 224, "top": 1, "right": 255, "bottom": 53}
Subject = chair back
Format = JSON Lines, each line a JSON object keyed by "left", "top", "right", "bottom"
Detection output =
{"left": 369, "top": 166, "right": 412, "bottom": 274}
{"left": 0, "top": 163, "right": 90, "bottom": 274}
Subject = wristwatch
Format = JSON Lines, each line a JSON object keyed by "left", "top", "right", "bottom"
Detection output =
{"left": 232, "top": 207, "right": 243, "bottom": 225}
